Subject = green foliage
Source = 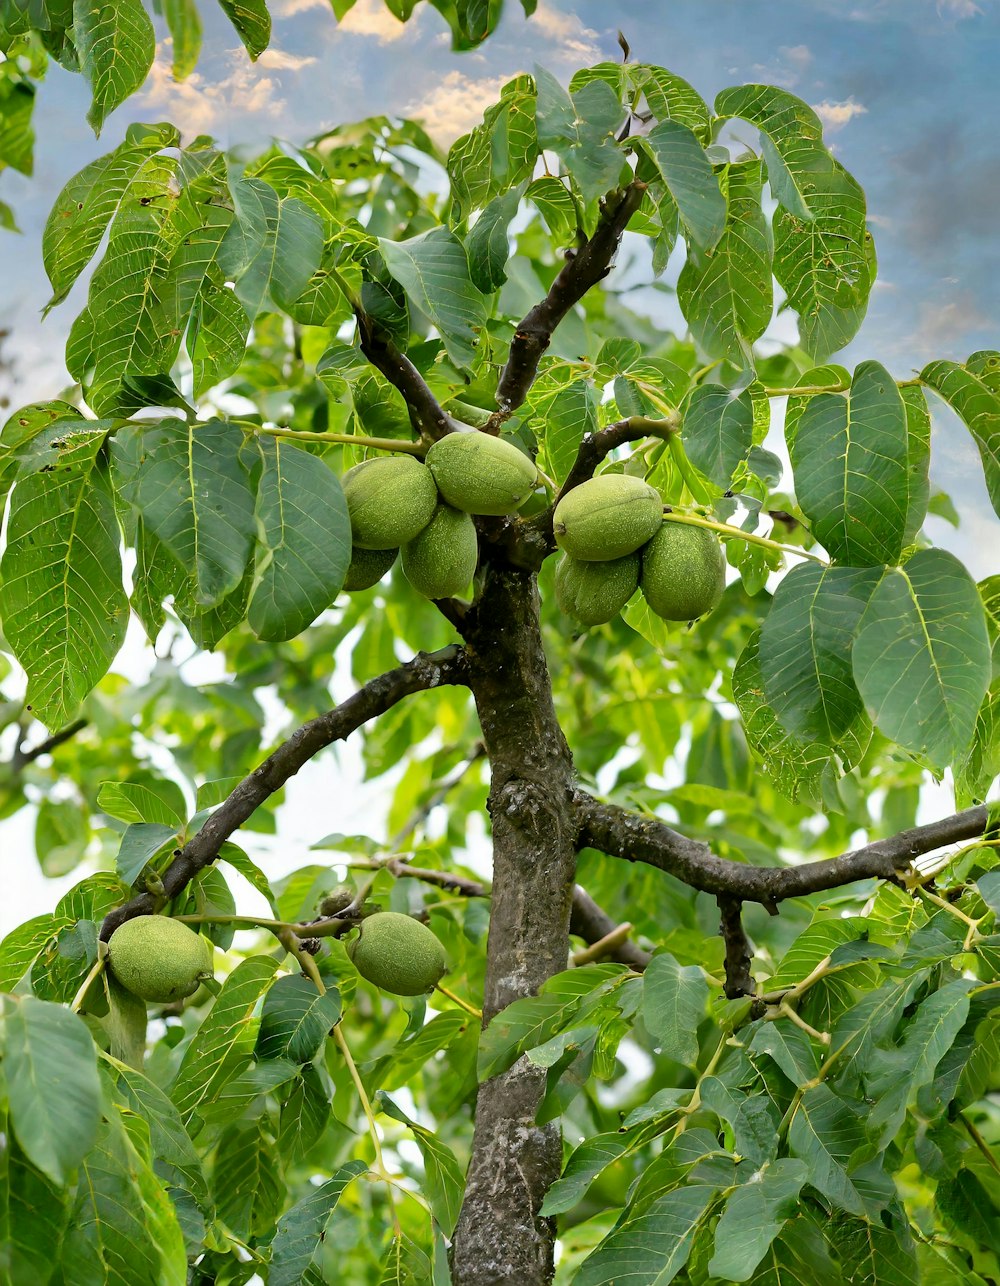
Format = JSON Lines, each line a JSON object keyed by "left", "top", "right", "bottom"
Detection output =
{"left": 0, "top": 49, "right": 997, "bottom": 1286}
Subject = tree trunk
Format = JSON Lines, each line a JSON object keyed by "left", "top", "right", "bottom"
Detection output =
{"left": 450, "top": 566, "right": 578, "bottom": 1286}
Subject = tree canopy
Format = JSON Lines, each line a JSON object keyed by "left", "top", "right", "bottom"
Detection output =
{"left": 1, "top": 18, "right": 999, "bottom": 1286}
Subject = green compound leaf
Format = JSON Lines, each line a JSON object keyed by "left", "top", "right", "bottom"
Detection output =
{"left": 59, "top": 1107, "right": 187, "bottom": 1285}
{"left": 682, "top": 384, "right": 755, "bottom": 488}
{"left": 790, "top": 361, "right": 909, "bottom": 566}
{"left": 217, "top": 0, "right": 270, "bottom": 60}
{"left": 104, "top": 1053, "right": 211, "bottom": 1211}
{"left": 786, "top": 1083, "right": 867, "bottom": 1216}
{"left": 248, "top": 438, "right": 351, "bottom": 642}
{"left": 677, "top": 157, "right": 772, "bottom": 368}
{"left": 0, "top": 424, "right": 127, "bottom": 729}
{"left": 170, "top": 955, "right": 281, "bottom": 1128}
{"left": 630, "top": 64, "right": 711, "bottom": 141}
{"left": 759, "top": 563, "right": 881, "bottom": 743}
{"left": 852, "top": 549, "right": 991, "bottom": 769}
{"left": 707, "top": 1158, "right": 809, "bottom": 1282}
{"left": 574, "top": 1184, "right": 718, "bottom": 1286}
{"left": 380, "top": 227, "right": 486, "bottom": 369}
{"left": 920, "top": 357, "right": 1000, "bottom": 520}
{"left": 112, "top": 419, "right": 257, "bottom": 611}
{"left": 716, "top": 85, "right": 874, "bottom": 360}
{"left": 74, "top": 0, "right": 155, "bottom": 135}
{"left": 219, "top": 178, "right": 325, "bottom": 321}
{"left": 447, "top": 74, "right": 536, "bottom": 218}
{"left": 42, "top": 123, "right": 180, "bottom": 308}
{"left": 640, "top": 119, "right": 726, "bottom": 252}
{"left": 733, "top": 631, "right": 872, "bottom": 803}
{"left": 642, "top": 951, "right": 709, "bottom": 1067}
{"left": 2, "top": 996, "right": 102, "bottom": 1185}
{"left": 268, "top": 1161, "right": 367, "bottom": 1286}
{"left": 255, "top": 974, "right": 342, "bottom": 1063}
{"left": 0, "top": 913, "right": 69, "bottom": 993}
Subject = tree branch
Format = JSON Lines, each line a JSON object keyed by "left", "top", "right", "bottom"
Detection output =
{"left": 354, "top": 309, "right": 455, "bottom": 441}
{"left": 717, "top": 895, "right": 755, "bottom": 998}
{"left": 9, "top": 717, "right": 87, "bottom": 772}
{"left": 569, "top": 884, "right": 651, "bottom": 969}
{"left": 99, "top": 647, "right": 469, "bottom": 941}
{"left": 574, "top": 791, "right": 992, "bottom": 908}
{"left": 342, "top": 856, "right": 649, "bottom": 969}
{"left": 490, "top": 182, "right": 648, "bottom": 422}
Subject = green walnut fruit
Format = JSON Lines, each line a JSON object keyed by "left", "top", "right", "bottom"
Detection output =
{"left": 553, "top": 475, "right": 663, "bottom": 561}
{"left": 346, "top": 912, "right": 448, "bottom": 996}
{"left": 402, "top": 504, "right": 478, "bottom": 599}
{"left": 425, "top": 431, "right": 538, "bottom": 516}
{"left": 640, "top": 521, "right": 726, "bottom": 621}
{"left": 107, "top": 915, "right": 214, "bottom": 1004}
{"left": 554, "top": 552, "right": 640, "bottom": 626}
{"left": 342, "top": 455, "right": 438, "bottom": 549}
{"left": 343, "top": 545, "right": 398, "bottom": 591}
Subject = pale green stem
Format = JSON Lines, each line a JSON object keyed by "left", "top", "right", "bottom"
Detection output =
{"left": 241, "top": 422, "right": 426, "bottom": 456}
{"left": 662, "top": 509, "right": 827, "bottom": 565}
{"left": 71, "top": 954, "right": 106, "bottom": 1014}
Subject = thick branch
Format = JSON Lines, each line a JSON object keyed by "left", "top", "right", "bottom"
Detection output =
{"left": 574, "top": 792, "right": 991, "bottom": 908}
{"left": 491, "top": 182, "right": 648, "bottom": 419}
{"left": 354, "top": 310, "right": 455, "bottom": 440}
{"left": 99, "top": 647, "right": 468, "bottom": 941}
{"left": 717, "top": 895, "right": 755, "bottom": 998}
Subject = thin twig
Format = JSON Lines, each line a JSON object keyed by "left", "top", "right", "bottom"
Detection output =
{"left": 11, "top": 717, "right": 87, "bottom": 772}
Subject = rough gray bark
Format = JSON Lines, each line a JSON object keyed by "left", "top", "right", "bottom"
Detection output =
{"left": 450, "top": 566, "right": 578, "bottom": 1286}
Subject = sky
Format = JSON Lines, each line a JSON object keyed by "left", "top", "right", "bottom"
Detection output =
{"left": 1, "top": 0, "right": 998, "bottom": 923}
{"left": 3, "top": 0, "right": 1000, "bottom": 558}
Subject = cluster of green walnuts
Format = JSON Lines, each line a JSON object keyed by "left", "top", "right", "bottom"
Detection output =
{"left": 342, "top": 431, "right": 537, "bottom": 598}
{"left": 106, "top": 911, "right": 448, "bottom": 1003}
{"left": 343, "top": 431, "right": 726, "bottom": 626}
{"left": 552, "top": 474, "right": 725, "bottom": 627}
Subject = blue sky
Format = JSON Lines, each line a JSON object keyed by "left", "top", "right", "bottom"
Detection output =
{"left": 2, "top": 0, "right": 999, "bottom": 566}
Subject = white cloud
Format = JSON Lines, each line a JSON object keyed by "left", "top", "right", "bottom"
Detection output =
{"left": 138, "top": 43, "right": 286, "bottom": 138}
{"left": 256, "top": 48, "right": 318, "bottom": 70}
{"left": 528, "top": 1, "right": 601, "bottom": 63}
{"left": 405, "top": 71, "right": 510, "bottom": 147}
{"left": 335, "top": 0, "right": 410, "bottom": 42}
{"left": 271, "top": 0, "right": 329, "bottom": 12}
{"left": 937, "top": 0, "right": 982, "bottom": 17}
{"left": 780, "top": 44, "right": 813, "bottom": 71}
{"left": 811, "top": 98, "right": 868, "bottom": 132}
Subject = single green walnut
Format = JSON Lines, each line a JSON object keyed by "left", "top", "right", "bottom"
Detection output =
{"left": 425, "top": 431, "right": 538, "bottom": 516}
{"left": 107, "top": 915, "right": 214, "bottom": 1004}
{"left": 402, "top": 504, "right": 478, "bottom": 599}
{"left": 640, "top": 521, "right": 726, "bottom": 621}
{"left": 554, "top": 552, "right": 640, "bottom": 626}
{"left": 346, "top": 912, "right": 448, "bottom": 996}
{"left": 342, "top": 455, "right": 438, "bottom": 549}
{"left": 343, "top": 545, "right": 398, "bottom": 591}
{"left": 553, "top": 475, "right": 663, "bottom": 561}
